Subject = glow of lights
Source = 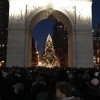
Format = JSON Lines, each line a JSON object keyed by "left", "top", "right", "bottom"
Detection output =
{"left": 0, "top": 61, "right": 4, "bottom": 67}
{"left": 97, "top": 58, "right": 100, "bottom": 64}
{"left": 36, "top": 51, "right": 39, "bottom": 54}
{"left": 38, "top": 55, "right": 40, "bottom": 58}
{"left": 2, "top": 45, "right": 4, "bottom": 47}
{"left": 2, "top": 61, "right": 4, "bottom": 63}
{"left": 38, "top": 62, "right": 42, "bottom": 66}
{"left": 41, "top": 34, "right": 60, "bottom": 68}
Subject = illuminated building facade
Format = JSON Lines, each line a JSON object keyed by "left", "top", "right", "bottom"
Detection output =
{"left": 53, "top": 20, "right": 68, "bottom": 67}
{"left": 0, "top": 0, "right": 9, "bottom": 67}
{"left": 7, "top": 0, "right": 93, "bottom": 68}
{"left": 93, "top": 24, "right": 100, "bottom": 67}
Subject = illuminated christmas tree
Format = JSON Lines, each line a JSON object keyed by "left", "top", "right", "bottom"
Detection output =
{"left": 42, "top": 34, "right": 60, "bottom": 68}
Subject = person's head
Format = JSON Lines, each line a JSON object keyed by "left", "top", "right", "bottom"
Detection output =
{"left": 55, "top": 81, "right": 74, "bottom": 100}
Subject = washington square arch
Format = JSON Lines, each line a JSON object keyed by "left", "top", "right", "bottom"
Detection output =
{"left": 6, "top": 0, "right": 94, "bottom": 68}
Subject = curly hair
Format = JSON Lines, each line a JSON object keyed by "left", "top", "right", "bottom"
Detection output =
{"left": 55, "top": 81, "right": 74, "bottom": 97}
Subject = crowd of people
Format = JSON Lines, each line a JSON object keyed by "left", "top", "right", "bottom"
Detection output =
{"left": 0, "top": 66, "right": 100, "bottom": 100}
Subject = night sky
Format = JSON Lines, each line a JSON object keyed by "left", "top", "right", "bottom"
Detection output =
{"left": 32, "top": 19, "right": 56, "bottom": 56}
{"left": 32, "top": 0, "right": 100, "bottom": 56}
{"left": 92, "top": 0, "right": 100, "bottom": 29}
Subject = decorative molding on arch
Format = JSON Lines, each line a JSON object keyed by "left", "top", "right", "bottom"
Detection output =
{"left": 25, "top": 6, "right": 74, "bottom": 34}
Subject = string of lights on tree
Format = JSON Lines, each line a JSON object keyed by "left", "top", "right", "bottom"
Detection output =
{"left": 41, "top": 34, "right": 60, "bottom": 68}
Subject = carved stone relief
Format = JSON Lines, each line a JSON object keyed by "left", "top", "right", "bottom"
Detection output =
{"left": 77, "top": 8, "right": 91, "bottom": 29}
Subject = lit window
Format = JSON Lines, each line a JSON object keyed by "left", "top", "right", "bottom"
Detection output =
{"left": 97, "top": 57, "right": 100, "bottom": 64}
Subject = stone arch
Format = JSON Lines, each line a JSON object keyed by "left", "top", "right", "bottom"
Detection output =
{"left": 7, "top": 0, "right": 94, "bottom": 68}
{"left": 25, "top": 8, "right": 74, "bottom": 67}
{"left": 26, "top": 7, "right": 74, "bottom": 34}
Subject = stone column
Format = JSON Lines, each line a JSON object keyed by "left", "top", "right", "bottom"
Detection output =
{"left": 6, "top": 28, "right": 32, "bottom": 67}
{"left": 74, "top": 29, "right": 94, "bottom": 68}
{"left": 68, "top": 29, "right": 94, "bottom": 68}
{"left": 6, "top": 28, "right": 25, "bottom": 67}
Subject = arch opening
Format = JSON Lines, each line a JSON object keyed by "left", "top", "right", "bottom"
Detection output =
{"left": 27, "top": 10, "right": 73, "bottom": 34}
{"left": 27, "top": 10, "right": 73, "bottom": 67}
